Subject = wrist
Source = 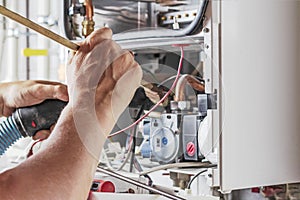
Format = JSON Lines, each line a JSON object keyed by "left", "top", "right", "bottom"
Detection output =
{"left": 61, "top": 103, "right": 108, "bottom": 160}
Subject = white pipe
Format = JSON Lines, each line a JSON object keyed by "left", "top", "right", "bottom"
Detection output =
{"left": 5, "top": 0, "right": 19, "bottom": 81}
{"left": 50, "top": 0, "right": 60, "bottom": 19}
{"left": 36, "top": 0, "right": 50, "bottom": 80}
{"left": 50, "top": 0, "right": 63, "bottom": 81}
{"left": 0, "top": 0, "right": 4, "bottom": 81}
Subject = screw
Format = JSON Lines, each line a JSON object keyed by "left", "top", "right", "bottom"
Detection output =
{"left": 203, "top": 27, "right": 210, "bottom": 33}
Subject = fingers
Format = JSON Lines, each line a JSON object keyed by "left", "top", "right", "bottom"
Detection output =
{"left": 51, "top": 84, "right": 69, "bottom": 102}
{"left": 2, "top": 106, "right": 14, "bottom": 117}
{"left": 32, "top": 83, "right": 69, "bottom": 102}
{"left": 67, "top": 28, "right": 112, "bottom": 66}
{"left": 110, "top": 50, "right": 140, "bottom": 80}
{"left": 13, "top": 81, "right": 68, "bottom": 108}
{"left": 33, "top": 80, "right": 66, "bottom": 86}
{"left": 67, "top": 47, "right": 79, "bottom": 66}
{"left": 79, "top": 27, "right": 113, "bottom": 53}
{"left": 110, "top": 63, "right": 143, "bottom": 122}
{"left": 28, "top": 80, "right": 68, "bottom": 99}
{"left": 33, "top": 130, "right": 51, "bottom": 140}
{"left": 1, "top": 81, "right": 68, "bottom": 117}
{"left": 144, "top": 87, "right": 160, "bottom": 103}
{"left": 32, "top": 124, "right": 55, "bottom": 140}
{"left": 67, "top": 28, "right": 113, "bottom": 79}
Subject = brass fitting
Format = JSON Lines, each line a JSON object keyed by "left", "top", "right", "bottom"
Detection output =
{"left": 82, "top": 19, "right": 95, "bottom": 37}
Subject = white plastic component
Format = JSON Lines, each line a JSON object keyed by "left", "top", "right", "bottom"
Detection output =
{"left": 151, "top": 126, "right": 178, "bottom": 163}
{"left": 206, "top": 168, "right": 219, "bottom": 187}
{"left": 198, "top": 116, "right": 217, "bottom": 164}
{"left": 150, "top": 114, "right": 179, "bottom": 163}
{"left": 172, "top": 17, "right": 180, "bottom": 30}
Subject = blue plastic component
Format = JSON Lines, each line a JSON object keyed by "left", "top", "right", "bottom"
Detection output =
{"left": 143, "top": 121, "right": 150, "bottom": 136}
{"left": 0, "top": 116, "right": 23, "bottom": 156}
{"left": 140, "top": 140, "right": 152, "bottom": 158}
{"left": 162, "top": 137, "right": 168, "bottom": 145}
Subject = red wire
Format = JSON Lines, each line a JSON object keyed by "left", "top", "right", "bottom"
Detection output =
{"left": 108, "top": 46, "right": 184, "bottom": 138}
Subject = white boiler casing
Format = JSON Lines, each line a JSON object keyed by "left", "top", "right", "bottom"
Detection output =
{"left": 220, "top": 0, "right": 300, "bottom": 191}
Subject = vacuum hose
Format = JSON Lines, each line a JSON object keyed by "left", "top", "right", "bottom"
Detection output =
{"left": 0, "top": 116, "right": 22, "bottom": 155}
{"left": 0, "top": 100, "right": 67, "bottom": 156}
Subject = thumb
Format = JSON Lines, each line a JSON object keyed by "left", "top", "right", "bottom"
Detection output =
{"left": 33, "top": 130, "right": 51, "bottom": 140}
{"left": 79, "top": 27, "right": 113, "bottom": 53}
{"left": 36, "top": 84, "right": 69, "bottom": 102}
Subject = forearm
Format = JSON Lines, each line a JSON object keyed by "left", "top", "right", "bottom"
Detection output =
{"left": 0, "top": 105, "right": 104, "bottom": 199}
{"left": 0, "top": 27, "right": 142, "bottom": 199}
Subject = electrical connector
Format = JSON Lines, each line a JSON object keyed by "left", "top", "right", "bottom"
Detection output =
{"left": 184, "top": 188, "right": 192, "bottom": 195}
{"left": 172, "top": 17, "right": 180, "bottom": 30}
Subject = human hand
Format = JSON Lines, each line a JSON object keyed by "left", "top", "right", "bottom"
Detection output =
{"left": 0, "top": 80, "right": 68, "bottom": 117}
{"left": 32, "top": 124, "right": 55, "bottom": 140}
{"left": 67, "top": 28, "right": 142, "bottom": 158}
{"left": 0, "top": 80, "right": 68, "bottom": 140}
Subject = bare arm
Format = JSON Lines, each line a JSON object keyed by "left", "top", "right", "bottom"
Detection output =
{"left": 0, "top": 28, "right": 142, "bottom": 199}
{"left": 0, "top": 106, "right": 93, "bottom": 199}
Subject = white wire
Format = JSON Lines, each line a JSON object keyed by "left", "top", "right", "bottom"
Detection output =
{"left": 139, "top": 162, "right": 212, "bottom": 176}
{"left": 101, "top": 128, "right": 135, "bottom": 171}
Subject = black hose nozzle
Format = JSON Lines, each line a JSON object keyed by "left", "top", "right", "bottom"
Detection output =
{"left": 0, "top": 99, "right": 67, "bottom": 156}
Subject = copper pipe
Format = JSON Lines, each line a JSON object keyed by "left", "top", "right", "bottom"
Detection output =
{"left": 186, "top": 75, "right": 205, "bottom": 92}
{"left": 84, "top": 0, "right": 94, "bottom": 21}
{"left": 175, "top": 74, "right": 205, "bottom": 101}
{"left": 175, "top": 74, "right": 188, "bottom": 101}
{"left": 82, "top": 0, "right": 94, "bottom": 37}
